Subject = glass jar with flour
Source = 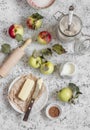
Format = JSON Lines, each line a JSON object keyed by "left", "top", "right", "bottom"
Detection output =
{"left": 57, "top": 6, "right": 82, "bottom": 43}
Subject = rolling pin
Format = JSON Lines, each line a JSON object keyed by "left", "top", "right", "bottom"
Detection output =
{"left": 0, "top": 38, "right": 32, "bottom": 77}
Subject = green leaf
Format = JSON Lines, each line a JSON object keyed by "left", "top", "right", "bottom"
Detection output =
{"left": 32, "top": 13, "right": 43, "bottom": 20}
{"left": 69, "top": 83, "right": 79, "bottom": 92}
{"left": 40, "top": 56, "right": 47, "bottom": 63}
{"left": 1, "top": 44, "right": 11, "bottom": 54}
{"left": 41, "top": 48, "right": 52, "bottom": 57}
{"left": 68, "top": 83, "right": 82, "bottom": 103}
{"left": 69, "top": 98, "right": 75, "bottom": 104}
{"left": 15, "top": 34, "right": 23, "bottom": 42}
{"left": 32, "top": 48, "right": 52, "bottom": 60}
{"left": 76, "top": 91, "right": 82, "bottom": 95}
{"left": 52, "top": 44, "right": 66, "bottom": 55}
{"left": 32, "top": 50, "right": 41, "bottom": 58}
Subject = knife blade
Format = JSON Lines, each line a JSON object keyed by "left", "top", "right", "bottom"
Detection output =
{"left": 23, "top": 78, "right": 43, "bottom": 121}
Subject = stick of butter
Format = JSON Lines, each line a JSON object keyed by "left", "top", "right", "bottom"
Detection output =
{"left": 18, "top": 78, "right": 35, "bottom": 101}
{"left": 36, "top": 78, "right": 43, "bottom": 90}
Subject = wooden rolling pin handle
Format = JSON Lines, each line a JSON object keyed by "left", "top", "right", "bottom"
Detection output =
{"left": 0, "top": 38, "right": 32, "bottom": 77}
{"left": 21, "top": 38, "right": 32, "bottom": 50}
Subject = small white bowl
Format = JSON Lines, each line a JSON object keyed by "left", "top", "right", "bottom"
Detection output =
{"left": 46, "top": 103, "right": 62, "bottom": 120}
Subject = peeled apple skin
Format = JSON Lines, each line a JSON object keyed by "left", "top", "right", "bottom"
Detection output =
{"left": 57, "top": 87, "right": 73, "bottom": 102}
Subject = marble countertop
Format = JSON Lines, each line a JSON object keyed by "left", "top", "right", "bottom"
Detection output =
{"left": 0, "top": 0, "right": 90, "bottom": 130}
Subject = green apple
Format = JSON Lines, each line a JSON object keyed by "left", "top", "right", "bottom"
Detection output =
{"left": 57, "top": 87, "right": 73, "bottom": 102}
{"left": 40, "top": 61, "right": 54, "bottom": 75}
{"left": 26, "top": 13, "right": 43, "bottom": 30}
{"left": 28, "top": 56, "right": 42, "bottom": 69}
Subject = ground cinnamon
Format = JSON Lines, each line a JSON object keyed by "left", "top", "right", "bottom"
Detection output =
{"left": 49, "top": 106, "right": 60, "bottom": 118}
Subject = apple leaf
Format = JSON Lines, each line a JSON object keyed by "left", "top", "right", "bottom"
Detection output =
{"left": 32, "top": 49, "right": 52, "bottom": 59}
{"left": 52, "top": 44, "right": 66, "bottom": 55}
{"left": 15, "top": 34, "right": 23, "bottom": 42}
{"left": 69, "top": 83, "right": 81, "bottom": 94}
{"left": 1, "top": 44, "right": 11, "bottom": 54}
{"left": 68, "top": 98, "right": 75, "bottom": 104}
{"left": 68, "top": 83, "right": 82, "bottom": 104}
{"left": 31, "top": 13, "right": 43, "bottom": 20}
{"left": 32, "top": 50, "right": 41, "bottom": 58}
{"left": 41, "top": 48, "right": 52, "bottom": 57}
{"left": 40, "top": 56, "right": 47, "bottom": 63}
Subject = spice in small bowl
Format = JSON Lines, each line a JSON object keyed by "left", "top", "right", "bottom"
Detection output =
{"left": 46, "top": 103, "right": 62, "bottom": 120}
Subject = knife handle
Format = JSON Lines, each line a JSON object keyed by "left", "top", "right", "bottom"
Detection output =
{"left": 23, "top": 98, "right": 35, "bottom": 121}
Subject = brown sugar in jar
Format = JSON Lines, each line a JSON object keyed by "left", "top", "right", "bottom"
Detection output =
{"left": 49, "top": 106, "right": 60, "bottom": 118}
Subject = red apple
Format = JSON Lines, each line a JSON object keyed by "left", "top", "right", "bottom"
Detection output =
{"left": 26, "top": 13, "right": 43, "bottom": 30}
{"left": 37, "top": 31, "right": 52, "bottom": 45}
{"left": 8, "top": 24, "right": 24, "bottom": 38}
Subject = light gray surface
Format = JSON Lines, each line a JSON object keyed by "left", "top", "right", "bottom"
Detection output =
{"left": 0, "top": 0, "right": 90, "bottom": 130}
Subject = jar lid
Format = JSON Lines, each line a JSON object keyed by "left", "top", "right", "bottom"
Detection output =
{"left": 59, "top": 14, "right": 82, "bottom": 37}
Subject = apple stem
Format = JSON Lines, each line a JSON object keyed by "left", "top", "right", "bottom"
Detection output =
{"left": 41, "top": 34, "right": 49, "bottom": 39}
{"left": 14, "top": 29, "right": 17, "bottom": 33}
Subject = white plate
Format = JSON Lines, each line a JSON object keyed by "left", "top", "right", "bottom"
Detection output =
{"left": 26, "top": 0, "right": 55, "bottom": 9}
{"left": 8, "top": 76, "right": 48, "bottom": 116}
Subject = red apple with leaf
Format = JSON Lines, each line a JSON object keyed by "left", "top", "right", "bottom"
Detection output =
{"left": 26, "top": 13, "right": 43, "bottom": 30}
{"left": 8, "top": 24, "right": 24, "bottom": 40}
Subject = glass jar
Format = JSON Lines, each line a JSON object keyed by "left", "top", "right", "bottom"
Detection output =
{"left": 57, "top": 14, "right": 82, "bottom": 43}
{"left": 74, "top": 38, "right": 90, "bottom": 55}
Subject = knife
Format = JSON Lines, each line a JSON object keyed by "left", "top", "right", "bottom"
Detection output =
{"left": 23, "top": 78, "right": 43, "bottom": 121}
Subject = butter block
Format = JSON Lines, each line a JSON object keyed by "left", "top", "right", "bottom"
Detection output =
{"left": 37, "top": 78, "right": 43, "bottom": 90}
{"left": 18, "top": 78, "right": 35, "bottom": 101}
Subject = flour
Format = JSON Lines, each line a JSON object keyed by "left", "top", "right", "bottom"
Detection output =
{"left": 32, "top": 0, "right": 52, "bottom": 7}
{"left": 59, "top": 15, "right": 81, "bottom": 36}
